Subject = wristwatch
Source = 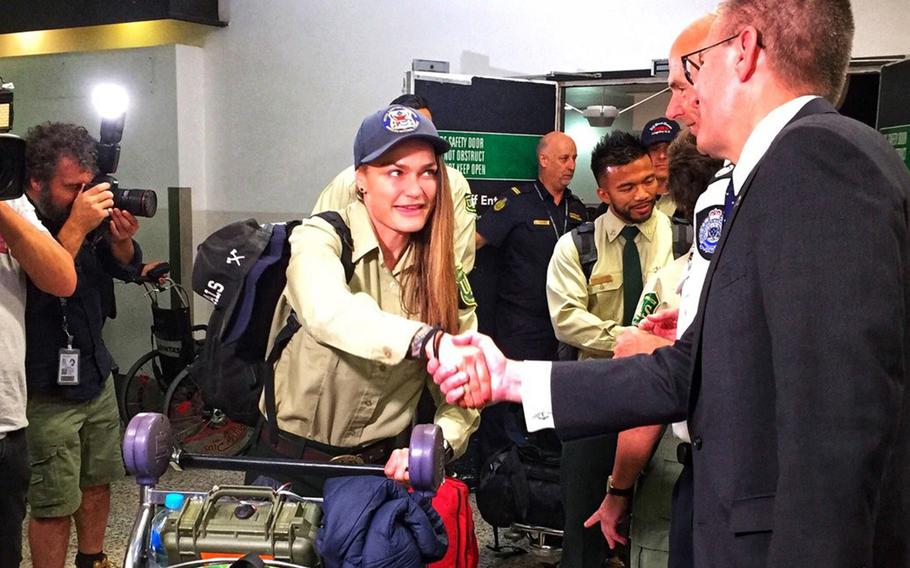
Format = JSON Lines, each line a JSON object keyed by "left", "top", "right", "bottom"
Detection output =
{"left": 607, "top": 475, "right": 634, "bottom": 497}
{"left": 408, "top": 325, "right": 434, "bottom": 360}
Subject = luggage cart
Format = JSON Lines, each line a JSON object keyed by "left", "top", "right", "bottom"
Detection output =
{"left": 121, "top": 413, "right": 445, "bottom": 568}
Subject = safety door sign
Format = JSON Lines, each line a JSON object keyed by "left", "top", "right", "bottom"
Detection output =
{"left": 439, "top": 131, "right": 541, "bottom": 181}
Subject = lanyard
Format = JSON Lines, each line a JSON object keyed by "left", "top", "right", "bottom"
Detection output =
{"left": 59, "top": 298, "right": 74, "bottom": 349}
{"left": 533, "top": 182, "right": 569, "bottom": 240}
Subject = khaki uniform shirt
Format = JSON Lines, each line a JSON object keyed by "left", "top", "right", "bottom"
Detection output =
{"left": 546, "top": 208, "right": 672, "bottom": 358}
{"left": 313, "top": 165, "right": 476, "bottom": 274}
{"left": 267, "top": 201, "right": 479, "bottom": 457}
{"left": 631, "top": 253, "right": 689, "bottom": 326}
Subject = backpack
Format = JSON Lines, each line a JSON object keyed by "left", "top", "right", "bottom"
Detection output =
{"left": 428, "top": 477, "right": 479, "bottom": 568}
{"left": 189, "top": 212, "right": 354, "bottom": 428}
{"left": 556, "top": 221, "right": 597, "bottom": 361}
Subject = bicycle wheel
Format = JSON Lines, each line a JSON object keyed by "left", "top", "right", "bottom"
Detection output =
{"left": 120, "top": 351, "right": 168, "bottom": 423}
{"left": 162, "top": 369, "right": 254, "bottom": 456}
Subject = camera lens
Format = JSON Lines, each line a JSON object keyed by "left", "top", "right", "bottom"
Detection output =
{"left": 112, "top": 188, "right": 157, "bottom": 218}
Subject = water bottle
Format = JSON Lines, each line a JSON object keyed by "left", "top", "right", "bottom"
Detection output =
{"left": 148, "top": 493, "right": 185, "bottom": 567}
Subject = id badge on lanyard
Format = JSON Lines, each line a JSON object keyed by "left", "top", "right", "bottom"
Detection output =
{"left": 57, "top": 298, "right": 80, "bottom": 386}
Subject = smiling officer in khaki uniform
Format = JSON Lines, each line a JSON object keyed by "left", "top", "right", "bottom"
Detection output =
{"left": 546, "top": 130, "right": 672, "bottom": 568}
{"left": 245, "top": 104, "right": 480, "bottom": 497}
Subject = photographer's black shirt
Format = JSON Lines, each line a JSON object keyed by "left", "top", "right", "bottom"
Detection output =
{"left": 25, "top": 218, "right": 142, "bottom": 401}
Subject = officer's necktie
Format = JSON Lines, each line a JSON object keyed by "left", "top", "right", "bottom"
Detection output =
{"left": 621, "top": 225, "right": 643, "bottom": 326}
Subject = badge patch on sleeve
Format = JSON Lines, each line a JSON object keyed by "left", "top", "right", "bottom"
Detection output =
{"left": 456, "top": 266, "right": 477, "bottom": 308}
{"left": 569, "top": 212, "right": 583, "bottom": 222}
{"left": 465, "top": 194, "right": 477, "bottom": 215}
{"left": 631, "top": 292, "right": 660, "bottom": 326}
{"left": 493, "top": 198, "right": 507, "bottom": 212}
{"left": 510, "top": 186, "right": 522, "bottom": 195}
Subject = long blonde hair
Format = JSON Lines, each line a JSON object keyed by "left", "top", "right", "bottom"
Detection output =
{"left": 400, "top": 157, "right": 459, "bottom": 333}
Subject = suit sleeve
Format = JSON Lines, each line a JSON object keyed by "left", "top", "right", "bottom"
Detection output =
{"left": 754, "top": 124, "right": 907, "bottom": 565}
{"left": 551, "top": 328, "right": 693, "bottom": 440}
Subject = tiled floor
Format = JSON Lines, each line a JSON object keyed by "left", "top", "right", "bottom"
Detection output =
{"left": 20, "top": 468, "right": 561, "bottom": 568}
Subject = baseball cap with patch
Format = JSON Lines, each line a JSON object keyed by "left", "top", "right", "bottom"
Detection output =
{"left": 353, "top": 104, "right": 451, "bottom": 167}
{"left": 641, "top": 117, "right": 681, "bottom": 148}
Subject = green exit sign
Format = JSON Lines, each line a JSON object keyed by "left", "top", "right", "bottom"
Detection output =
{"left": 439, "top": 131, "right": 541, "bottom": 181}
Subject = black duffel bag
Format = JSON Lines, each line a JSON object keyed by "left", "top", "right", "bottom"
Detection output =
{"left": 476, "top": 443, "right": 564, "bottom": 530}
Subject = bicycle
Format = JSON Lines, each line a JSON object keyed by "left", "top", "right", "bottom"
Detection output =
{"left": 119, "top": 264, "right": 254, "bottom": 455}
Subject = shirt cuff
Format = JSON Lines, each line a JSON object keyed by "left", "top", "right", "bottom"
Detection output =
{"left": 519, "top": 361, "right": 555, "bottom": 431}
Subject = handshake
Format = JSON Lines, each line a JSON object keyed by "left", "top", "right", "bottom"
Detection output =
{"left": 426, "top": 308, "right": 680, "bottom": 409}
{"left": 428, "top": 331, "right": 517, "bottom": 409}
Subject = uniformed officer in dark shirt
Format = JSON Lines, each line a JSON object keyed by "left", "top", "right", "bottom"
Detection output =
{"left": 472, "top": 132, "right": 588, "bottom": 498}
{"left": 476, "top": 131, "right": 588, "bottom": 361}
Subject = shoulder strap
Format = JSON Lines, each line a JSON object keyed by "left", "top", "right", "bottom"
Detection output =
{"left": 312, "top": 211, "right": 355, "bottom": 283}
{"left": 571, "top": 222, "right": 598, "bottom": 280}
{"left": 262, "top": 311, "right": 302, "bottom": 444}
{"left": 261, "top": 212, "right": 352, "bottom": 443}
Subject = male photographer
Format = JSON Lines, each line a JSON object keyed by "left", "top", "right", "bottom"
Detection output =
{"left": 0, "top": 137, "right": 77, "bottom": 568}
{"left": 23, "top": 122, "right": 144, "bottom": 568}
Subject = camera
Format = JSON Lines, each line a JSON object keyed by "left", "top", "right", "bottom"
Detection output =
{"left": 0, "top": 134, "right": 25, "bottom": 201}
{"left": 93, "top": 114, "right": 157, "bottom": 218}
{"left": 91, "top": 173, "right": 158, "bottom": 218}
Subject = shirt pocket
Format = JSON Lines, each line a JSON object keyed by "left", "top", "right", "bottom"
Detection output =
{"left": 588, "top": 271, "right": 622, "bottom": 295}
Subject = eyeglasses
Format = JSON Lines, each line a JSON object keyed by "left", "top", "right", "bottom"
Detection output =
{"left": 679, "top": 32, "right": 744, "bottom": 86}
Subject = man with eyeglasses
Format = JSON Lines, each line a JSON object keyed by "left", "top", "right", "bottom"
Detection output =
{"left": 584, "top": 14, "right": 725, "bottom": 568}
{"left": 430, "top": 1, "right": 910, "bottom": 566}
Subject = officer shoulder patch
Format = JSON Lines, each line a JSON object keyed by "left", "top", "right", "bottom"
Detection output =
{"left": 493, "top": 198, "right": 507, "bottom": 212}
{"left": 464, "top": 194, "right": 477, "bottom": 215}
{"left": 456, "top": 266, "right": 477, "bottom": 308}
{"left": 568, "top": 212, "right": 583, "bottom": 222}
{"left": 511, "top": 186, "right": 522, "bottom": 195}
{"left": 696, "top": 206, "right": 725, "bottom": 260}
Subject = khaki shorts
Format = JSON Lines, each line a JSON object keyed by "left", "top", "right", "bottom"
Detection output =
{"left": 26, "top": 377, "right": 124, "bottom": 518}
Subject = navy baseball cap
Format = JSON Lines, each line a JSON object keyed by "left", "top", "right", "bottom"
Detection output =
{"left": 353, "top": 105, "right": 451, "bottom": 167}
{"left": 641, "top": 118, "right": 681, "bottom": 147}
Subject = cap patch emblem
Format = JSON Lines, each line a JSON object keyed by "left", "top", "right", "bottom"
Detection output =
{"left": 383, "top": 106, "right": 420, "bottom": 133}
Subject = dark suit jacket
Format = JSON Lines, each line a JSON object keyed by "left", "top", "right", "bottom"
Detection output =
{"left": 550, "top": 98, "right": 910, "bottom": 567}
